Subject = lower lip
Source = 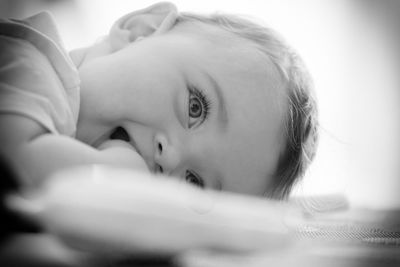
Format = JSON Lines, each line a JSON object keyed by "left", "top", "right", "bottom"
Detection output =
{"left": 91, "top": 128, "right": 147, "bottom": 167}
{"left": 94, "top": 128, "right": 140, "bottom": 154}
{"left": 91, "top": 131, "right": 110, "bottom": 149}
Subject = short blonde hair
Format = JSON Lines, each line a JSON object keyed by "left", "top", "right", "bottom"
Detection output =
{"left": 176, "top": 12, "right": 319, "bottom": 199}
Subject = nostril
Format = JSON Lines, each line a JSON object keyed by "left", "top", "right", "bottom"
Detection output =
{"left": 158, "top": 143, "right": 163, "bottom": 153}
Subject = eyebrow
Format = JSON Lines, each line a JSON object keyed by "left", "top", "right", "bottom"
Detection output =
{"left": 203, "top": 72, "right": 229, "bottom": 129}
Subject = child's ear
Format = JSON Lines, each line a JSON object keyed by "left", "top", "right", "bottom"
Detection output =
{"left": 109, "top": 2, "right": 178, "bottom": 51}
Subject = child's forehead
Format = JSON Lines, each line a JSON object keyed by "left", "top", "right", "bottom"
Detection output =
{"left": 150, "top": 19, "right": 287, "bottom": 112}
{"left": 166, "top": 20, "right": 272, "bottom": 73}
{"left": 168, "top": 21, "right": 287, "bottom": 119}
{"left": 175, "top": 22, "right": 281, "bottom": 79}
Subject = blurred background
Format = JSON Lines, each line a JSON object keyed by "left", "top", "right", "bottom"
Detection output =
{"left": 1, "top": 0, "right": 399, "bottom": 209}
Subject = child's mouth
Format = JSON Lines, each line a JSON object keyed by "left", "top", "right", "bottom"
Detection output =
{"left": 110, "top": 126, "right": 141, "bottom": 156}
{"left": 92, "top": 127, "right": 134, "bottom": 150}
{"left": 109, "top": 126, "right": 130, "bottom": 142}
{"left": 93, "top": 127, "right": 149, "bottom": 170}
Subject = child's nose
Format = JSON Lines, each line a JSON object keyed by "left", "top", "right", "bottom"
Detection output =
{"left": 153, "top": 133, "right": 181, "bottom": 176}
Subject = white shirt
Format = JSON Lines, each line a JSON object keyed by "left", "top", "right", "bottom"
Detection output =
{"left": 0, "top": 11, "right": 80, "bottom": 136}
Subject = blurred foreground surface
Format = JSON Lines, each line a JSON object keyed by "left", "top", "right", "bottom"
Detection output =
{"left": 0, "top": 163, "right": 399, "bottom": 266}
{"left": 1, "top": 201, "right": 399, "bottom": 267}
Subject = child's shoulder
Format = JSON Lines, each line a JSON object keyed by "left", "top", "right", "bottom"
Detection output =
{"left": 0, "top": 11, "right": 80, "bottom": 137}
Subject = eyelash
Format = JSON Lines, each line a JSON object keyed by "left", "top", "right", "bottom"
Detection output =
{"left": 185, "top": 86, "right": 209, "bottom": 189}
{"left": 188, "top": 86, "right": 211, "bottom": 129}
{"left": 185, "top": 170, "right": 205, "bottom": 189}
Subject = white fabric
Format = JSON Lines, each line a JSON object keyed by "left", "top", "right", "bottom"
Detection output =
{"left": 0, "top": 11, "right": 80, "bottom": 136}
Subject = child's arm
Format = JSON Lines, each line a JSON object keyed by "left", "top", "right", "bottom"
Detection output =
{"left": 0, "top": 114, "right": 148, "bottom": 189}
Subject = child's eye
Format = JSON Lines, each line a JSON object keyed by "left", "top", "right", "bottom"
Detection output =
{"left": 188, "top": 86, "right": 210, "bottom": 129}
{"left": 185, "top": 170, "right": 205, "bottom": 188}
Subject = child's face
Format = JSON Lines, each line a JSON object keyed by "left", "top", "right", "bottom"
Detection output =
{"left": 76, "top": 22, "right": 287, "bottom": 195}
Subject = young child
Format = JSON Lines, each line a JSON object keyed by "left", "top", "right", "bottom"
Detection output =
{"left": 0, "top": 2, "right": 317, "bottom": 200}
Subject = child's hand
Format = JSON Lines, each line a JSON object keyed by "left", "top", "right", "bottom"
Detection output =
{"left": 97, "top": 140, "right": 148, "bottom": 172}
